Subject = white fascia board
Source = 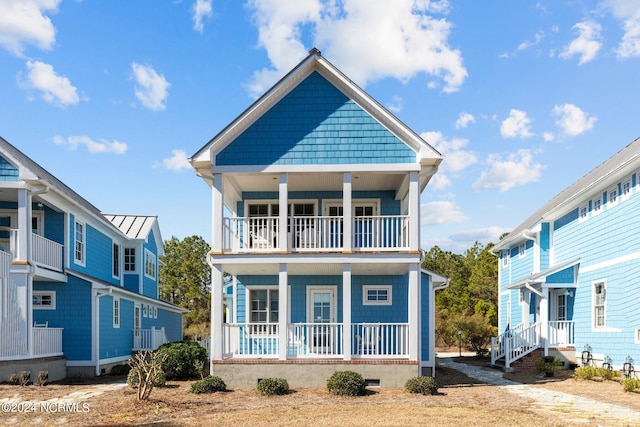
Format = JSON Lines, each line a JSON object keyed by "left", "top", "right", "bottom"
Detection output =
{"left": 212, "top": 163, "right": 421, "bottom": 174}
{"left": 210, "top": 253, "right": 420, "bottom": 265}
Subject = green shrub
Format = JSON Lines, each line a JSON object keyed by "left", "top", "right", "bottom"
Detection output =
{"left": 405, "top": 376, "right": 438, "bottom": 395}
{"left": 189, "top": 376, "right": 227, "bottom": 394}
{"left": 157, "top": 341, "right": 208, "bottom": 379}
{"left": 574, "top": 366, "right": 621, "bottom": 381}
{"left": 257, "top": 378, "right": 289, "bottom": 396}
{"left": 127, "top": 367, "right": 166, "bottom": 388}
{"left": 110, "top": 364, "right": 131, "bottom": 376}
{"left": 326, "top": 371, "right": 366, "bottom": 396}
{"left": 623, "top": 378, "right": 640, "bottom": 392}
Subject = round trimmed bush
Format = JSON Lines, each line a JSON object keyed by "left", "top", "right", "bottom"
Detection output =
{"left": 157, "top": 341, "right": 208, "bottom": 379}
{"left": 189, "top": 375, "right": 227, "bottom": 394}
{"left": 405, "top": 376, "right": 438, "bottom": 395}
{"left": 257, "top": 377, "right": 289, "bottom": 396}
{"left": 326, "top": 371, "right": 366, "bottom": 396}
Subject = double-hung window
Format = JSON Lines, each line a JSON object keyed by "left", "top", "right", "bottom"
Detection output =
{"left": 144, "top": 249, "right": 156, "bottom": 279}
{"left": 74, "top": 221, "right": 85, "bottom": 264}
{"left": 593, "top": 281, "right": 606, "bottom": 328}
{"left": 249, "top": 288, "right": 278, "bottom": 323}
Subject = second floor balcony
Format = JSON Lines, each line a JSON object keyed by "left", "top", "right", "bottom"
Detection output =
{"left": 222, "top": 214, "right": 410, "bottom": 253}
{"left": 2, "top": 229, "right": 63, "bottom": 274}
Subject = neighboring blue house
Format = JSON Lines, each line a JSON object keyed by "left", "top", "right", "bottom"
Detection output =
{"left": 0, "top": 138, "right": 187, "bottom": 380}
{"left": 189, "top": 48, "right": 448, "bottom": 388}
{"left": 491, "top": 137, "right": 640, "bottom": 371}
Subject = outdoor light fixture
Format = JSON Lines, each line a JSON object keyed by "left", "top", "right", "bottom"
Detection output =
{"left": 581, "top": 344, "right": 592, "bottom": 367}
{"left": 603, "top": 355, "right": 612, "bottom": 371}
{"left": 623, "top": 356, "right": 635, "bottom": 379}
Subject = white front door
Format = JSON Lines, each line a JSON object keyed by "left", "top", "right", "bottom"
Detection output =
{"left": 307, "top": 287, "right": 337, "bottom": 354}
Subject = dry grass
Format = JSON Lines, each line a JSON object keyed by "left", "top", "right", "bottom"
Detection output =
{"left": 0, "top": 359, "right": 637, "bottom": 426}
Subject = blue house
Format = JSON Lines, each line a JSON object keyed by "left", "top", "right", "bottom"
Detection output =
{"left": 0, "top": 138, "right": 186, "bottom": 380}
{"left": 491, "top": 137, "right": 640, "bottom": 371}
{"left": 189, "top": 49, "right": 448, "bottom": 388}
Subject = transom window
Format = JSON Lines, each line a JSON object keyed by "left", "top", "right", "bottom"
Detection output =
{"left": 248, "top": 288, "right": 278, "bottom": 323}
{"left": 33, "top": 291, "right": 55, "bottom": 310}
{"left": 593, "top": 281, "right": 606, "bottom": 328}
{"left": 363, "top": 285, "right": 392, "bottom": 305}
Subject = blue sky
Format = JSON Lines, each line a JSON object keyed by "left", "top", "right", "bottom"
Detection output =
{"left": 1, "top": 0, "right": 639, "bottom": 253}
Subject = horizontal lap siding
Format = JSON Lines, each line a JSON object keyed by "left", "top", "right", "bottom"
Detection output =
{"left": 0, "top": 156, "right": 19, "bottom": 181}
{"left": 99, "top": 296, "right": 133, "bottom": 360}
{"left": 216, "top": 72, "right": 416, "bottom": 166}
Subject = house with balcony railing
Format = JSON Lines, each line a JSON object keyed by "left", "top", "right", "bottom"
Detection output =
{"left": 189, "top": 48, "right": 449, "bottom": 388}
{"left": 0, "top": 138, "right": 187, "bottom": 380}
{"left": 491, "top": 137, "right": 640, "bottom": 372}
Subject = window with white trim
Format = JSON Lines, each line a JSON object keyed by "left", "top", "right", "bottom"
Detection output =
{"left": 518, "top": 242, "right": 526, "bottom": 258}
{"left": 113, "top": 243, "right": 120, "bottom": 279}
{"left": 593, "top": 281, "right": 606, "bottom": 328}
{"left": 579, "top": 203, "right": 588, "bottom": 222}
{"left": 608, "top": 187, "right": 618, "bottom": 208}
{"left": 592, "top": 197, "right": 602, "bottom": 216}
{"left": 363, "top": 285, "right": 392, "bottom": 305}
{"left": 124, "top": 247, "right": 136, "bottom": 272}
{"left": 153, "top": 306, "right": 157, "bottom": 319}
{"left": 144, "top": 249, "right": 157, "bottom": 279}
{"left": 248, "top": 288, "right": 279, "bottom": 323}
{"left": 33, "top": 291, "right": 55, "bottom": 309}
{"left": 142, "top": 304, "right": 147, "bottom": 317}
{"left": 74, "top": 220, "right": 85, "bottom": 264}
{"left": 113, "top": 298, "right": 120, "bottom": 328}
{"left": 501, "top": 251, "right": 509, "bottom": 268}
{"left": 622, "top": 179, "right": 632, "bottom": 200}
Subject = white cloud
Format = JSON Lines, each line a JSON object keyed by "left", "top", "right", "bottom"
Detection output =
{"left": 517, "top": 30, "right": 544, "bottom": 51}
{"left": 387, "top": 95, "right": 403, "bottom": 113}
{"left": 158, "top": 149, "right": 191, "bottom": 171}
{"left": 473, "top": 149, "right": 545, "bottom": 192}
{"left": 604, "top": 0, "right": 640, "bottom": 58}
{"left": 53, "top": 135, "right": 127, "bottom": 154}
{"left": 131, "top": 62, "right": 170, "bottom": 111}
{"left": 245, "top": 0, "right": 467, "bottom": 98}
{"left": 543, "top": 131, "right": 555, "bottom": 142}
{"left": 192, "top": 0, "right": 213, "bottom": 33}
{"left": 421, "top": 200, "right": 469, "bottom": 226}
{"left": 552, "top": 103, "right": 597, "bottom": 136}
{"left": 20, "top": 60, "right": 80, "bottom": 107}
{"left": 0, "top": 0, "right": 60, "bottom": 56}
{"left": 454, "top": 112, "right": 475, "bottom": 129}
{"left": 449, "top": 226, "right": 511, "bottom": 244}
{"left": 421, "top": 130, "right": 477, "bottom": 190}
{"left": 559, "top": 21, "right": 602, "bottom": 65}
{"left": 500, "top": 109, "right": 533, "bottom": 139}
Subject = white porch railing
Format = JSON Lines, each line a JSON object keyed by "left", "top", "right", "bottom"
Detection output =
{"left": 222, "top": 215, "right": 410, "bottom": 252}
{"left": 33, "top": 326, "right": 63, "bottom": 357}
{"left": 352, "top": 323, "right": 409, "bottom": 357}
{"left": 548, "top": 320, "right": 575, "bottom": 346}
{"left": 491, "top": 322, "right": 541, "bottom": 368}
{"left": 133, "top": 327, "right": 168, "bottom": 351}
{"left": 221, "top": 322, "right": 411, "bottom": 359}
{"left": 223, "top": 323, "right": 280, "bottom": 357}
{"left": 7, "top": 230, "right": 63, "bottom": 272}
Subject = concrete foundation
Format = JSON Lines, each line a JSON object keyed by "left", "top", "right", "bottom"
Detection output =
{"left": 211, "top": 360, "right": 420, "bottom": 388}
{"left": 0, "top": 356, "right": 67, "bottom": 383}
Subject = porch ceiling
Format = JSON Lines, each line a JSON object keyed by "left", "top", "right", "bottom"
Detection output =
{"left": 225, "top": 172, "right": 406, "bottom": 193}
{"left": 222, "top": 262, "right": 410, "bottom": 276}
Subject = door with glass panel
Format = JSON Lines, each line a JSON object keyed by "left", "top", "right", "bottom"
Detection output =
{"left": 354, "top": 204, "right": 375, "bottom": 248}
{"left": 307, "top": 288, "right": 337, "bottom": 354}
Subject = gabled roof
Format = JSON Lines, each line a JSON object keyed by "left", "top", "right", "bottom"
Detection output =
{"left": 190, "top": 48, "right": 441, "bottom": 173}
{"left": 493, "top": 136, "right": 640, "bottom": 251}
{"left": 105, "top": 215, "right": 164, "bottom": 256}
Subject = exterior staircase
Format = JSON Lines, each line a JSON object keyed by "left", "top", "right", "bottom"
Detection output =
{"left": 490, "top": 322, "right": 542, "bottom": 370}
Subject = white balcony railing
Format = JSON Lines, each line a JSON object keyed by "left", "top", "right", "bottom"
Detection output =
{"left": 288, "top": 323, "right": 343, "bottom": 357}
{"left": 548, "top": 320, "right": 575, "bottom": 346}
{"left": 223, "top": 323, "right": 280, "bottom": 357}
{"left": 351, "top": 323, "right": 409, "bottom": 357}
{"left": 222, "top": 215, "right": 410, "bottom": 253}
{"left": 7, "top": 230, "right": 63, "bottom": 272}
{"left": 133, "top": 327, "right": 168, "bottom": 351}
{"left": 33, "top": 326, "right": 63, "bottom": 357}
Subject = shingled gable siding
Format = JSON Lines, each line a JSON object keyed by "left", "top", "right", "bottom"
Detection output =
{"left": 216, "top": 71, "right": 416, "bottom": 166}
{"left": 0, "top": 156, "right": 19, "bottom": 181}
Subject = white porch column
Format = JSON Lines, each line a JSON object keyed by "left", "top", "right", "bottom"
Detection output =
{"left": 16, "top": 189, "right": 33, "bottom": 356}
{"left": 343, "top": 173, "right": 352, "bottom": 252}
{"left": 278, "top": 263, "right": 288, "bottom": 360}
{"left": 342, "top": 264, "right": 352, "bottom": 360}
{"left": 16, "top": 188, "right": 32, "bottom": 262}
{"left": 540, "top": 287, "right": 549, "bottom": 356}
{"left": 212, "top": 174, "right": 223, "bottom": 253}
{"left": 279, "top": 174, "right": 288, "bottom": 252}
{"left": 408, "top": 172, "right": 419, "bottom": 252}
{"left": 211, "top": 263, "right": 224, "bottom": 361}
{"left": 408, "top": 263, "right": 420, "bottom": 360}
